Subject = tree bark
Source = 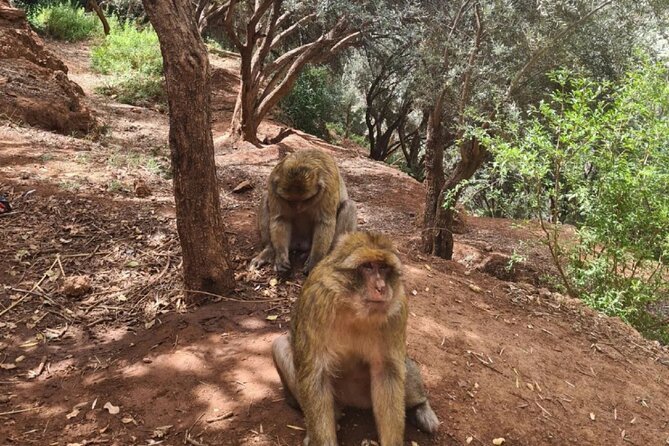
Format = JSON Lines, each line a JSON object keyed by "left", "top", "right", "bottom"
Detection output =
{"left": 142, "top": 0, "right": 235, "bottom": 302}
{"left": 421, "top": 96, "right": 446, "bottom": 254}
{"left": 87, "top": 0, "right": 110, "bottom": 35}
{"left": 432, "top": 138, "right": 487, "bottom": 259}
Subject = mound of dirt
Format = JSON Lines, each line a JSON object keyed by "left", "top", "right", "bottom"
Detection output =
{"left": 0, "top": 0, "right": 96, "bottom": 134}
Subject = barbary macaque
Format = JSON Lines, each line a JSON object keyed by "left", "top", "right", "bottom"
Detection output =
{"left": 249, "top": 149, "right": 357, "bottom": 275}
{"left": 272, "top": 232, "right": 439, "bottom": 445}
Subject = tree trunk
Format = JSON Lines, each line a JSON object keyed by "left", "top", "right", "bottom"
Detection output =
{"left": 142, "top": 0, "right": 235, "bottom": 302}
{"left": 421, "top": 100, "right": 445, "bottom": 254}
{"left": 87, "top": 0, "right": 110, "bottom": 35}
{"left": 429, "top": 137, "right": 487, "bottom": 259}
{"left": 230, "top": 49, "right": 262, "bottom": 145}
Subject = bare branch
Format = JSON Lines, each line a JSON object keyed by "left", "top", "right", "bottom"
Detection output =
{"left": 224, "top": 0, "right": 243, "bottom": 50}
{"left": 329, "top": 30, "right": 361, "bottom": 53}
{"left": 248, "top": 0, "right": 275, "bottom": 32}
{"left": 270, "top": 12, "right": 316, "bottom": 50}
{"left": 251, "top": 0, "right": 282, "bottom": 81}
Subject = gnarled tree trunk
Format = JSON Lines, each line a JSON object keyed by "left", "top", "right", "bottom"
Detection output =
{"left": 142, "top": 0, "right": 235, "bottom": 302}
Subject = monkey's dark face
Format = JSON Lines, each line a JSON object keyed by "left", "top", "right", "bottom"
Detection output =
{"left": 355, "top": 261, "right": 398, "bottom": 315}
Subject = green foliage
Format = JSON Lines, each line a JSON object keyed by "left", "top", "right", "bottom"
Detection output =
{"left": 279, "top": 66, "right": 345, "bottom": 140}
{"left": 91, "top": 21, "right": 164, "bottom": 106}
{"left": 28, "top": 1, "right": 102, "bottom": 42}
{"left": 91, "top": 21, "right": 161, "bottom": 75}
{"left": 484, "top": 60, "right": 669, "bottom": 342}
{"left": 103, "top": 0, "right": 145, "bottom": 23}
{"left": 96, "top": 73, "right": 165, "bottom": 106}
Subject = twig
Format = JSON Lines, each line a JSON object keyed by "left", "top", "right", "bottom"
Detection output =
{"left": 468, "top": 351, "right": 506, "bottom": 377}
{"left": 206, "top": 411, "right": 234, "bottom": 423}
{"left": 56, "top": 254, "right": 66, "bottom": 279}
{"left": 185, "top": 436, "right": 208, "bottom": 446}
{"left": 1, "top": 256, "right": 60, "bottom": 316}
{"left": 183, "top": 289, "right": 285, "bottom": 303}
{"left": 0, "top": 295, "right": 29, "bottom": 318}
{"left": 535, "top": 400, "right": 552, "bottom": 417}
{"left": 188, "top": 412, "right": 206, "bottom": 434}
{"left": 0, "top": 406, "right": 39, "bottom": 416}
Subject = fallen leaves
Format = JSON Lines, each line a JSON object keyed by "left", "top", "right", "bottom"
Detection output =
{"left": 103, "top": 402, "right": 120, "bottom": 415}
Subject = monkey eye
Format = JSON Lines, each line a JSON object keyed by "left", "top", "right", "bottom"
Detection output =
{"left": 360, "top": 262, "right": 374, "bottom": 271}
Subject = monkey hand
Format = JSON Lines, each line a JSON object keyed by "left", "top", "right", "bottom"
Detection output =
{"left": 249, "top": 247, "right": 274, "bottom": 271}
{"left": 274, "top": 259, "right": 292, "bottom": 277}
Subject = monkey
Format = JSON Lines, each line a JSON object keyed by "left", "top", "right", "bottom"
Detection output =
{"left": 249, "top": 149, "right": 357, "bottom": 276}
{"left": 272, "top": 232, "right": 440, "bottom": 445}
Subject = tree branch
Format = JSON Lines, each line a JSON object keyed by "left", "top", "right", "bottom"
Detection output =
{"left": 506, "top": 0, "right": 613, "bottom": 99}
{"left": 270, "top": 12, "right": 316, "bottom": 49}
{"left": 223, "top": 0, "right": 243, "bottom": 50}
{"left": 457, "top": 2, "right": 483, "bottom": 127}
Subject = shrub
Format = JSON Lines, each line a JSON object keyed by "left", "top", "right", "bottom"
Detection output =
{"left": 91, "top": 21, "right": 162, "bottom": 75}
{"left": 279, "top": 66, "right": 344, "bottom": 140}
{"left": 91, "top": 21, "right": 164, "bottom": 106}
{"left": 29, "top": 1, "right": 101, "bottom": 41}
{"left": 96, "top": 73, "right": 165, "bottom": 106}
{"left": 483, "top": 60, "right": 669, "bottom": 343}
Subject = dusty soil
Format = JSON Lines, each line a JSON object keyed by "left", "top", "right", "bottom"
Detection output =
{"left": 2, "top": 41, "right": 669, "bottom": 446}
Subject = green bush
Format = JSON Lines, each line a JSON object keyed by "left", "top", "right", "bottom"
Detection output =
{"left": 483, "top": 60, "right": 669, "bottom": 343}
{"left": 91, "top": 21, "right": 164, "bottom": 106}
{"left": 91, "top": 21, "right": 162, "bottom": 75}
{"left": 279, "top": 66, "right": 344, "bottom": 139}
{"left": 29, "top": 1, "right": 101, "bottom": 42}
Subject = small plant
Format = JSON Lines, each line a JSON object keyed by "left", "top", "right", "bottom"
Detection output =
{"left": 59, "top": 180, "right": 81, "bottom": 191}
{"left": 39, "top": 152, "right": 55, "bottom": 162}
{"left": 97, "top": 73, "right": 165, "bottom": 106}
{"left": 29, "top": 1, "right": 102, "bottom": 42}
{"left": 506, "top": 249, "right": 527, "bottom": 272}
{"left": 107, "top": 179, "right": 126, "bottom": 193}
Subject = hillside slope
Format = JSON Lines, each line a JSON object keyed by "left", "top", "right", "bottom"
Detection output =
{"left": 1, "top": 41, "right": 668, "bottom": 446}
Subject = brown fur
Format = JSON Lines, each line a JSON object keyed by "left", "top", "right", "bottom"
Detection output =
{"left": 249, "top": 149, "right": 357, "bottom": 275}
{"left": 272, "top": 232, "right": 439, "bottom": 445}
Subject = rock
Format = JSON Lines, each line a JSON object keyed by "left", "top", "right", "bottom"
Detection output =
{"left": 61, "top": 275, "right": 92, "bottom": 298}
{"left": 133, "top": 179, "right": 152, "bottom": 197}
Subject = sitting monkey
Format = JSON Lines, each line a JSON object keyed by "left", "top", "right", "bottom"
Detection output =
{"left": 249, "top": 149, "right": 357, "bottom": 275}
{"left": 272, "top": 231, "right": 440, "bottom": 446}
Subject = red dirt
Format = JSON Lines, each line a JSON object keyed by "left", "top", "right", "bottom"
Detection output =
{"left": 1, "top": 41, "right": 669, "bottom": 446}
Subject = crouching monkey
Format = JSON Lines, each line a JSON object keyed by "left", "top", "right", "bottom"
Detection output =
{"left": 272, "top": 232, "right": 439, "bottom": 445}
{"left": 249, "top": 149, "right": 357, "bottom": 276}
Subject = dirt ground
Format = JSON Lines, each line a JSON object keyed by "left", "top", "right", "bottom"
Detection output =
{"left": 2, "top": 41, "right": 669, "bottom": 446}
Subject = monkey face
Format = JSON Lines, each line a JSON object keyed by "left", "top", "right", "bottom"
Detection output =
{"left": 352, "top": 261, "right": 401, "bottom": 317}
{"left": 279, "top": 189, "right": 322, "bottom": 214}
